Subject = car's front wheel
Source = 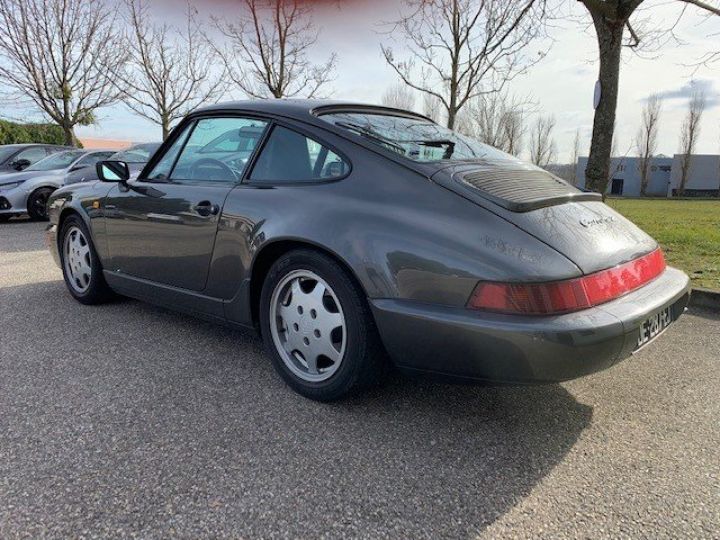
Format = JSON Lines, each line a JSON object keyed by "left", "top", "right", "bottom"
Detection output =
{"left": 27, "top": 187, "right": 54, "bottom": 221}
{"left": 260, "top": 249, "right": 386, "bottom": 401}
{"left": 59, "top": 215, "right": 115, "bottom": 305}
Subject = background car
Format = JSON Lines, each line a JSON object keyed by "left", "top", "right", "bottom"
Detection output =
{"left": 0, "top": 149, "right": 114, "bottom": 221}
{"left": 0, "top": 143, "right": 70, "bottom": 174}
{"left": 64, "top": 142, "right": 161, "bottom": 185}
{"left": 45, "top": 100, "right": 690, "bottom": 401}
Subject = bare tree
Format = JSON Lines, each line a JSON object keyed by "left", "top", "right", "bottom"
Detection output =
{"left": 381, "top": 84, "right": 416, "bottom": 111}
{"left": 0, "top": 0, "right": 126, "bottom": 145}
{"left": 529, "top": 115, "right": 556, "bottom": 168}
{"left": 677, "top": 90, "right": 706, "bottom": 196}
{"left": 504, "top": 110, "right": 525, "bottom": 157}
{"left": 381, "top": 0, "right": 548, "bottom": 129}
{"left": 635, "top": 94, "right": 661, "bottom": 196}
{"left": 213, "top": 0, "right": 336, "bottom": 99}
{"left": 423, "top": 93, "right": 443, "bottom": 124}
{"left": 114, "top": 0, "right": 225, "bottom": 140}
{"left": 579, "top": 0, "right": 720, "bottom": 194}
{"left": 462, "top": 92, "right": 529, "bottom": 155}
{"left": 570, "top": 129, "right": 582, "bottom": 185}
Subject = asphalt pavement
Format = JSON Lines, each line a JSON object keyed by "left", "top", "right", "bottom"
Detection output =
{"left": 1, "top": 218, "right": 719, "bottom": 539}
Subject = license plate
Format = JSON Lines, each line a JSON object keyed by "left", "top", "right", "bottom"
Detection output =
{"left": 636, "top": 305, "right": 673, "bottom": 351}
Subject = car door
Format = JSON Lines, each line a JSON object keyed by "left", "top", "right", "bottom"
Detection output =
{"left": 103, "top": 116, "right": 269, "bottom": 292}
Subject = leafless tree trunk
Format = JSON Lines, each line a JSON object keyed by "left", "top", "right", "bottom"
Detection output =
{"left": 504, "top": 110, "right": 525, "bottom": 157}
{"left": 529, "top": 115, "right": 556, "bottom": 168}
{"left": 635, "top": 94, "right": 661, "bottom": 196}
{"left": 678, "top": 90, "right": 706, "bottom": 196}
{"left": 423, "top": 93, "right": 443, "bottom": 124}
{"left": 570, "top": 129, "right": 582, "bottom": 185}
{"left": 462, "top": 92, "right": 528, "bottom": 155}
{"left": 579, "top": 0, "right": 720, "bottom": 194}
{"left": 381, "top": 0, "right": 548, "bottom": 130}
{"left": 213, "top": 0, "right": 336, "bottom": 99}
{"left": 381, "top": 84, "right": 416, "bottom": 111}
{"left": 0, "top": 0, "right": 126, "bottom": 145}
{"left": 114, "top": 0, "right": 225, "bottom": 140}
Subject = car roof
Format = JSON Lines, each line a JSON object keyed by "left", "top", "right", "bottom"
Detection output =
{"left": 195, "top": 99, "right": 433, "bottom": 124}
{"left": 0, "top": 143, "right": 66, "bottom": 149}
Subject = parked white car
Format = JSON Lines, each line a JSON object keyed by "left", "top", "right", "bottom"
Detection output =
{"left": 0, "top": 149, "right": 114, "bottom": 221}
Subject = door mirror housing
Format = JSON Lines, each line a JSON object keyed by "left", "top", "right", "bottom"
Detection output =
{"left": 96, "top": 160, "right": 130, "bottom": 182}
{"left": 12, "top": 158, "right": 31, "bottom": 171}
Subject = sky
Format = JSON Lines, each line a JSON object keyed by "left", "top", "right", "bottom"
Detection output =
{"left": 28, "top": 0, "right": 720, "bottom": 162}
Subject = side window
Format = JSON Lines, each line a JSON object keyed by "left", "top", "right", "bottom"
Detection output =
{"left": 249, "top": 126, "right": 349, "bottom": 183}
{"left": 146, "top": 123, "right": 194, "bottom": 181}
{"left": 75, "top": 152, "right": 113, "bottom": 167}
{"left": 16, "top": 147, "right": 48, "bottom": 164}
{"left": 169, "top": 117, "right": 269, "bottom": 183}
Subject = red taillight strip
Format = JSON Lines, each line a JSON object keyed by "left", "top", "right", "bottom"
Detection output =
{"left": 467, "top": 248, "right": 666, "bottom": 315}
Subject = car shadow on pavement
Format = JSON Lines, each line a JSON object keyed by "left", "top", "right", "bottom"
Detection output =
{"left": 0, "top": 280, "right": 593, "bottom": 538}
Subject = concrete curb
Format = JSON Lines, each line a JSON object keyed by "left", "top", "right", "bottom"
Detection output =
{"left": 689, "top": 288, "right": 720, "bottom": 312}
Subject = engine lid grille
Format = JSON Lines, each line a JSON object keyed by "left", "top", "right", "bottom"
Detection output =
{"left": 457, "top": 164, "right": 601, "bottom": 212}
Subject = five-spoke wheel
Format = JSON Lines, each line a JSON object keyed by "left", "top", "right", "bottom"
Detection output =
{"left": 59, "top": 215, "right": 114, "bottom": 304}
{"left": 63, "top": 226, "right": 92, "bottom": 293}
{"left": 270, "top": 270, "right": 346, "bottom": 382}
{"left": 260, "top": 249, "right": 386, "bottom": 401}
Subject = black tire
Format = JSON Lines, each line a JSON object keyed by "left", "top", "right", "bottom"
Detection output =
{"left": 259, "top": 249, "right": 386, "bottom": 401}
{"left": 26, "top": 187, "right": 54, "bottom": 221}
{"left": 0, "top": 215, "right": 11, "bottom": 222}
{"left": 59, "top": 214, "right": 115, "bottom": 305}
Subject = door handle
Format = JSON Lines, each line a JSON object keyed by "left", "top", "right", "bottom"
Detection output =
{"left": 193, "top": 201, "right": 219, "bottom": 216}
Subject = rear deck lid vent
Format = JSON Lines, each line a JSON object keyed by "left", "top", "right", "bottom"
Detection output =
{"left": 457, "top": 164, "right": 601, "bottom": 212}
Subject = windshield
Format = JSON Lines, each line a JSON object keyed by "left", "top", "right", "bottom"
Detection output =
{"left": 27, "top": 150, "right": 85, "bottom": 171}
{"left": 320, "top": 111, "right": 519, "bottom": 163}
{"left": 0, "top": 146, "right": 20, "bottom": 163}
{"left": 111, "top": 143, "right": 161, "bottom": 163}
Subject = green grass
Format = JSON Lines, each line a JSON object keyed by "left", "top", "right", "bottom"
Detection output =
{"left": 605, "top": 198, "right": 720, "bottom": 291}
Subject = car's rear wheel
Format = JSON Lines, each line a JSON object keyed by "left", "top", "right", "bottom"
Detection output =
{"left": 260, "top": 249, "right": 386, "bottom": 401}
{"left": 27, "top": 187, "right": 54, "bottom": 221}
{"left": 59, "top": 215, "right": 115, "bottom": 305}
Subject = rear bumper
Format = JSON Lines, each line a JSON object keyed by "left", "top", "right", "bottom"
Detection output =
{"left": 370, "top": 267, "right": 690, "bottom": 383}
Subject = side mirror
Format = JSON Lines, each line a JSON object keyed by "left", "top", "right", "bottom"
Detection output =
{"left": 69, "top": 164, "right": 87, "bottom": 172}
{"left": 12, "top": 158, "right": 31, "bottom": 171}
{"left": 96, "top": 160, "right": 129, "bottom": 182}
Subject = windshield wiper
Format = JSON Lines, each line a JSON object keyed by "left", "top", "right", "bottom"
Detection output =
{"left": 333, "top": 121, "right": 406, "bottom": 154}
{"left": 411, "top": 139, "right": 456, "bottom": 159}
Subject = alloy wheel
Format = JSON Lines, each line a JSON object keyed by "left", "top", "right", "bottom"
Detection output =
{"left": 29, "top": 189, "right": 50, "bottom": 219}
{"left": 63, "top": 226, "right": 92, "bottom": 293}
{"left": 269, "top": 270, "right": 347, "bottom": 382}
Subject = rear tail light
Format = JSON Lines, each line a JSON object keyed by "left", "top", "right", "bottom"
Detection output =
{"left": 467, "top": 248, "right": 666, "bottom": 315}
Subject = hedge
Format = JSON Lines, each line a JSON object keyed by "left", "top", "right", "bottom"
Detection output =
{"left": 0, "top": 120, "right": 66, "bottom": 145}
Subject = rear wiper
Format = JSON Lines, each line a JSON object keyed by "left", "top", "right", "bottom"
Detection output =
{"left": 333, "top": 121, "right": 406, "bottom": 154}
{"left": 411, "top": 139, "right": 456, "bottom": 159}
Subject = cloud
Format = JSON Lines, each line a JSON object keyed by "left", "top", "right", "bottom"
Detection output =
{"left": 645, "top": 79, "right": 720, "bottom": 109}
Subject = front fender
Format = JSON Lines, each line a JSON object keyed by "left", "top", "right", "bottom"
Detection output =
{"left": 48, "top": 183, "right": 115, "bottom": 262}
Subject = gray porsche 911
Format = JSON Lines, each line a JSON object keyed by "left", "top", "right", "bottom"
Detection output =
{"left": 45, "top": 100, "right": 690, "bottom": 400}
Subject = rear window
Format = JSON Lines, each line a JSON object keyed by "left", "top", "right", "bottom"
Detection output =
{"left": 319, "top": 111, "right": 518, "bottom": 163}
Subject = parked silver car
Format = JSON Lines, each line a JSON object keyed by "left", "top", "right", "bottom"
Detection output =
{"left": 0, "top": 143, "right": 70, "bottom": 175}
{"left": 0, "top": 149, "right": 114, "bottom": 221}
{"left": 64, "top": 143, "right": 161, "bottom": 185}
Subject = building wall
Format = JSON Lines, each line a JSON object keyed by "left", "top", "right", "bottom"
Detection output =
{"left": 669, "top": 155, "right": 720, "bottom": 196}
{"left": 576, "top": 156, "right": 673, "bottom": 197}
{"left": 78, "top": 138, "right": 135, "bottom": 151}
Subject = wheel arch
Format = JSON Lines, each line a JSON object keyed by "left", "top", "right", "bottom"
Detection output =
{"left": 249, "top": 239, "right": 370, "bottom": 330}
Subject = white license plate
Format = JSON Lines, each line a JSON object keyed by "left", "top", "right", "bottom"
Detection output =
{"left": 635, "top": 305, "right": 673, "bottom": 351}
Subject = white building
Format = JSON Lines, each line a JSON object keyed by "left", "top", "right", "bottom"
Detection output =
{"left": 669, "top": 154, "right": 720, "bottom": 197}
{"left": 575, "top": 154, "right": 720, "bottom": 197}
